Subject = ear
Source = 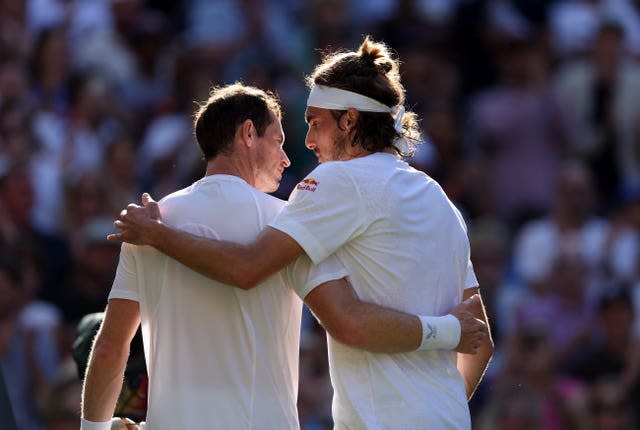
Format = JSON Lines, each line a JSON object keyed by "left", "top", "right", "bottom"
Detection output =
{"left": 239, "top": 119, "right": 255, "bottom": 148}
{"left": 339, "top": 108, "right": 360, "bottom": 132}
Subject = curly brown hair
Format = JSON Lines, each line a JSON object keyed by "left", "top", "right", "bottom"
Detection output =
{"left": 306, "top": 36, "right": 421, "bottom": 157}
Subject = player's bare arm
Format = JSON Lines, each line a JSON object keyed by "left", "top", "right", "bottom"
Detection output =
{"left": 456, "top": 287, "right": 494, "bottom": 399}
{"left": 305, "top": 279, "right": 488, "bottom": 354}
{"left": 109, "top": 194, "right": 304, "bottom": 289}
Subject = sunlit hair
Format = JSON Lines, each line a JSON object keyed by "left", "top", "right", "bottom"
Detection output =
{"left": 306, "top": 36, "right": 421, "bottom": 157}
{"left": 193, "top": 83, "right": 282, "bottom": 160}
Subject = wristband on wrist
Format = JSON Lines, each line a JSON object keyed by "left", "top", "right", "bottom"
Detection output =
{"left": 80, "top": 417, "right": 114, "bottom": 430}
{"left": 417, "top": 314, "right": 461, "bottom": 351}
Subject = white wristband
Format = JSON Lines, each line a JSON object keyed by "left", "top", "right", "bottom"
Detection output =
{"left": 80, "top": 417, "right": 115, "bottom": 430}
{"left": 417, "top": 314, "right": 461, "bottom": 350}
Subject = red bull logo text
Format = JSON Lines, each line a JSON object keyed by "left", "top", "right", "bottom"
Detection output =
{"left": 296, "top": 178, "right": 319, "bottom": 192}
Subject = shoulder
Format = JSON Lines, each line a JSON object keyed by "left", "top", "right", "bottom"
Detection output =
{"left": 295, "top": 161, "right": 355, "bottom": 194}
{"left": 157, "top": 183, "right": 196, "bottom": 207}
{"left": 307, "top": 161, "right": 351, "bottom": 180}
{"left": 252, "top": 189, "right": 287, "bottom": 217}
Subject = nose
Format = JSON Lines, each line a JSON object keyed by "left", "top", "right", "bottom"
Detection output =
{"left": 281, "top": 148, "right": 291, "bottom": 167}
{"left": 305, "top": 130, "right": 315, "bottom": 150}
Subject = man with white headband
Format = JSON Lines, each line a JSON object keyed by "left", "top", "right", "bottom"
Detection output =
{"left": 111, "top": 37, "right": 493, "bottom": 429}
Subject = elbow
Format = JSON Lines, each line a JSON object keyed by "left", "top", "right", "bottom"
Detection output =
{"left": 233, "top": 269, "right": 262, "bottom": 290}
{"left": 325, "top": 317, "right": 366, "bottom": 349}
{"left": 90, "top": 336, "right": 129, "bottom": 368}
{"left": 230, "top": 259, "right": 271, "bottom": 290}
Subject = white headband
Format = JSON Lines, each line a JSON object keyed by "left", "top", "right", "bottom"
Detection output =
{"left": 307, "top": 85, "right": 409, "bottom": 154}
{"left": 307, "top": 85, "right": 391, "bottom": 112}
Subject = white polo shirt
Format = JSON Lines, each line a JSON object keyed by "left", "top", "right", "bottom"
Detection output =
{"left": 270, "top": 152, "right": 478, "bottom": 430}
{"left": 109, "top": 175, "right": 347, "bottom": 430}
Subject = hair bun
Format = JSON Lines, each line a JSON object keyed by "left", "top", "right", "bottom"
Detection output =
{"left": 358, "top": 36, "right": 395, "bottom": 74}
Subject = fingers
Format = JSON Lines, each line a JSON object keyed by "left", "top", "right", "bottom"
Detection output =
{"left": 456, "top": 313, "right": 489, "bottom": 354}
{"left": 464, "top": 294, "right": 479, "bottom": 303}
{"left": 141, "top": 192, "right": 156, "bottom": 206}
{"left": 147, "top": 201, "right": 161, "bottom": 220}
{"left": 140, "top": 193, "right": 161, "bottom": 219}
{"left": 465, "top": 294, "right": 481, "bottom": 311}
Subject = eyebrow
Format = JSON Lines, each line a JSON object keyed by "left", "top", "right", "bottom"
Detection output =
{"left": 305, "top": 113, "right": 316, "bottom": 124}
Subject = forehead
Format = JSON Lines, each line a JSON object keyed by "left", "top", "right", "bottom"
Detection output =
{"left": 305, "top": 106, "right": 333, "bottom": 122}
{"left": 266, "top": 111, "right": 284, "bottom": 136}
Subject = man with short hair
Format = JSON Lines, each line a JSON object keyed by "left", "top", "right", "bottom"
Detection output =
{"left": 83, "top": 83, "right": 486, "bottom": 429}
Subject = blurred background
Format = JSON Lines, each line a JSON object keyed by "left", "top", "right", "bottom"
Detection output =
{"left": 1, "top": 0, "right": 640, "bottom": 428}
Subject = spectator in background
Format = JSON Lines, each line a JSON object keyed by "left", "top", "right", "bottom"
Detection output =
{"left": 0, "top": 161, "right": 70, "bottom": 302}
{"left": 587, "top": 376, "right": 637, "bottom": 430}
{"left": 28, "top": 26, "right": 71, "bottom": 235}
{"left": 136, "top": 49, "right": 209, "bottom": 199}
{"left": 0, "top": 254, "right": 61, "bottom": 430}
{"left": 0, "top": 100, "right": 35, "bottom": 165}
{"left": 467, "top": 217, "right": 515, "bottom": 345}
{"left": 297, "top": 321, "right": 333, "bottom": 430}
{"left": 0, "top": 56, "right": 30, "bottom": 107}
{"left": 0, "top": 0, "right": 31, "bottom": 59}
{"left": 548, "top": 0, "right": 640, "bottom": 58}
{"left": 546, "top": 255, "right": 597, "bottom": 369}
{"left": 29, "top": 26, "right": 69, "bottom": 113}
{"left": 118, "top": 9, "right": 172, "bottom": 127}
{"left": 65, "top": 72, "right": 122, "bottom": 184}
{"left": 478, "top": 384, "right": 541, "bottom": 430}
{"left": 466, "top": 31, "right": 574, "bottom": 224}
{"left": 553, "top": 20, "right": 640, "bottom": 209}
{"left": 62, "top": 172, "right": 110, "bottom": 249}
{"left": 103, "top": 134, "right": 141, "bottom": 217}
{"left": 512, "top": 161, "right": 608, "bottom": 300}
{"left": 567, "top": 285, "right": 640, "bottom": 420}
{"left": 483, "top": 326, "right": 589, "bottom": 430}
{"left": 601, "top": 182, "right": 640, "bottom": 286}
{"left": 40, "top": 362, "right": 84, "bottom": 430}
{"left": 53, "top": 216, "right": 121, "bottom": 327}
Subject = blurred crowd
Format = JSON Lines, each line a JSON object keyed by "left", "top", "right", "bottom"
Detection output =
{"left": 1, "top": 0, "right": 640, "bottom": 429}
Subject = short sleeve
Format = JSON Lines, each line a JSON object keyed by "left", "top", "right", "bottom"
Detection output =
{"left": 269, "top": 162, "right": 367, "bottom": 264}
{"left": 108, "top": 243, "right": 140, "bottom": 302}
{"left": 284, "top": 253, "right": 349, "bottom": 300}
{"left": 464, "top": 258, "right": 479, "bottom": 290}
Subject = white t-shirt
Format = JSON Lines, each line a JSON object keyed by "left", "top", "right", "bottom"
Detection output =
{"left": 270, "top": 153, "right": 478, "bottom": 430}
{"left": 109, "top": 175, "right": 347, "bottom": 430}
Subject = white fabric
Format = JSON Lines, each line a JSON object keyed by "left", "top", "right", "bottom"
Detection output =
{"left": 109, "top": 174, "right": 348, "bottom": 430}
{"left": 80, "top": 417, "right": 112, "bottom": 430}
{"left": 418, "top": 314, "right": 461, "bottom": 351}
{"left": 307, "top": 85, "right": 391, "bottom": 112}
{"left": 270, "top": 152, "right": 477, "bottom": 429}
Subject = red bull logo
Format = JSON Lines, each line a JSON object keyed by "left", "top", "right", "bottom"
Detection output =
{"left": 296, "top": 177, "right": 319, "bottom": 192}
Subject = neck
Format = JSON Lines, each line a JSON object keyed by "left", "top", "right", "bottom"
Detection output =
{"left": 341, "top": 143, "right": 397, "bottom": 160}
{"left": 204, "top": 155, "right": 255, "bottom": 187}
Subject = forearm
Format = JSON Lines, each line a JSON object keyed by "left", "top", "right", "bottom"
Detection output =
{"left": 81, "top": 300, "right": 141, "bottom": 422}
{"left": 147, "top": 223, "right": 302, "bottom": 289}
{"left": 457, "top": 338, "right": 493, "bottom": 399}
{"left": 81, "top": 339, "right": 129, "bottom": 421}
{"left": 337, "top": 301, "right": 422, "bottom": 353}
{"left": 456, "top": 288, "right": 494, "bottom": 399}
{"left": 150, "top": 222, "right": 257, "bottom": 287}
{"left": 305, "top": 278, "right": 468, "bottom": 353}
